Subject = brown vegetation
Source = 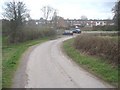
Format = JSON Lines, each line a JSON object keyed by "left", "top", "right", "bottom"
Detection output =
{"left": 2, "top": 19, "right": 56, "bottom": 44}
{"left": 74, "top": 34, "right": 119, "bottom": 65}
{"left": 11, "top": 26, "right": 56, "bottom": 43}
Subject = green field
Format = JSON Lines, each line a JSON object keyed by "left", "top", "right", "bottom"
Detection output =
{"left": 2, "top": 37, "right": 50, "bottom": 88}
{"left": 63, "top": 38, "right": 118, "bottom": 87}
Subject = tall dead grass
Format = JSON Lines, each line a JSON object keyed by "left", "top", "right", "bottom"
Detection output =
{"left": 74, "top": 34, "right": 119, "bottom": 65}
{"left": 7, "top": 25, "right": 56, "bottom": 43}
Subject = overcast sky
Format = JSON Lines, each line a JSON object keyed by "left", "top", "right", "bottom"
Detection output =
{"left": 0, "top": 0, "right": 117, "bottom": 20}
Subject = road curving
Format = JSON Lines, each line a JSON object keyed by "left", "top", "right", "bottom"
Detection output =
{"left": 13, "top": 36, "right": 114, "bottom": 88}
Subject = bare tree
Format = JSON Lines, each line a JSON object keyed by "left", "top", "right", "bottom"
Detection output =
{"left": 3, "top": 1, "right": 29, "bottom": 24}
{"left": 80, "top": 15, "right": 88, "bottom": 27}
{"left": 41, "top": 6, "right": 54, "bottom": 24}
{"left": 52, "top": 10, "right": 58, "bottom": 29}
{"left": 112, "top": 1, "right": 120, "bottom": 27}
{"left": 3, "top": 1, "right": 30, "bottom": 43}
{"left": 81, "top": 15, "right": 88, "bottom": 20}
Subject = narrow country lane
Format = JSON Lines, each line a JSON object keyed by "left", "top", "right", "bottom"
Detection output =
{"left": 24, "top": 36, "right": 113, "bottom": 88}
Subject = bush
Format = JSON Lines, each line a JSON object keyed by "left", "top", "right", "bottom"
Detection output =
{"left": 2, "top": 19, "right": 11, "bottom": 36}
{"left": 2, "top": 19, "right": 56, "bottom": 43}
{"left": 4, "top": 25, "right": 56, "bottom": 43}
{"left": 74, "top": 34, "right": 119, "bottom": 65}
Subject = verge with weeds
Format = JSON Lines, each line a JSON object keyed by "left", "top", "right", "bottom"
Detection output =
{"left": 63, "top": 38, "right": 118, "bottom": 87}
{"left": 2, "top": 37, "right": 50, "bottom": 88}
{"left": 74, "top": 34, "right": 119, "bottom": 65}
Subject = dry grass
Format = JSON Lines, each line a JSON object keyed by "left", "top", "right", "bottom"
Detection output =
{"left": 5, "top": 25, "right": 56, "bottom": 44}
{"left": 63, "top": 39, "right": 118, "bottom": 86}
{"left": 74, "top": 34, "right": 119, "bottom": 66}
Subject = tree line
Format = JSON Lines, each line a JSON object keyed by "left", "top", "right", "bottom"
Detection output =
{"left": 2, "top": 1, "right": 119, "bottom": 44}
{"left": 2, "top": 1, "right": 57, "bottom": 44}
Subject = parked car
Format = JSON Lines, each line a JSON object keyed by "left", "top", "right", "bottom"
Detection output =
{"left": 63, "top": 30, "right": 73, "bottom": 35}
{"left": 72, "top": 28, "right": 81, "bottom": 33}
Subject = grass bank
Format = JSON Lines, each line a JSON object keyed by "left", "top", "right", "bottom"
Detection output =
{"left": 74, "top": 34, "right": 119, "bottom": 65}
{"left": 63, "top": 38, "right": 118, "bottom": 87}
{"left": 2, "top": 37, "right": 52, "bottom": 88}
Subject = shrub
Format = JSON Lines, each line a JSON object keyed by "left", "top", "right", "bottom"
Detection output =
{"left": 74, "top": 34, "right": 119, "bottom": 65}
{"left": 4, "top": 25, "right": 56, "bottom": 43}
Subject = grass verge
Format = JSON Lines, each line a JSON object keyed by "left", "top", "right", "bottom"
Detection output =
{"left": 2, "top": 37, "right": 51, "bottom": 88}
{"left": 63, "top": 38, "right": 118, "bottom": 87}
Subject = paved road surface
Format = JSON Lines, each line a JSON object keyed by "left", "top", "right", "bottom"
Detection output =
{"left": 23, "top": 36, "right": 114, "bottom": 88}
